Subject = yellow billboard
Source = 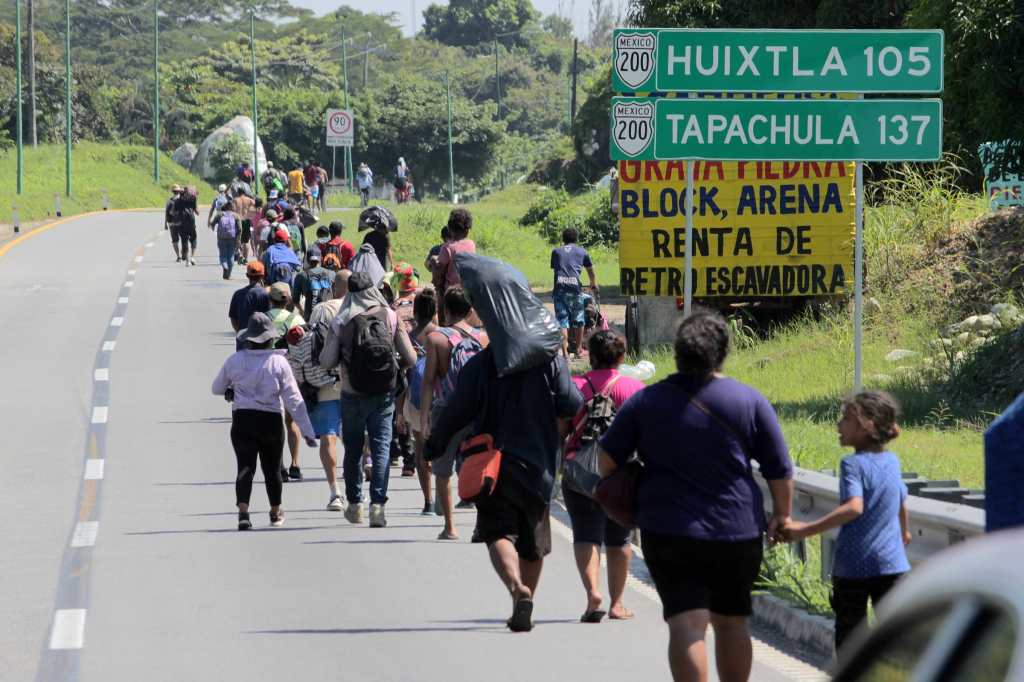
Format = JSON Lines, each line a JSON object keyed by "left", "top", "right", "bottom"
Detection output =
{"left": 618, "top": 160, "right": 855, "bottom": 297}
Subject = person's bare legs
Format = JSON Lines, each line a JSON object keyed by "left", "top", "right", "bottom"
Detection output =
{"left": 709, "top": 614, "right": 752, "bottom": 682}
{"left": 519, "top": 556, "right": 543, "bottom": 596}
{"left": 560, "top": 328, "right": 569, "bottom": 357}
{"left": 570, "top": 325, "right": 584, "bottom": 356}
{"left": 666, "top": 609, "right": 711, "bottom": 682}
{"left": 437, "top": 475, "right": 457, "bottom": 537}
{"left": 285, "top": 413, "right": 301, "bottom": 468}
{"left": 319, "top": 435, "right": 338, "bottom": 494}
{"left": 488, "top": 539, "right": 531, "bottom": 601}
{"left": 607, "top": 545, "right": 634, "bottom": 619}
{"left": 414, "top": 433, "right": 432, "bottom": 508}
{"left": 573, "top": 543, "right": 603, "bottom": 614}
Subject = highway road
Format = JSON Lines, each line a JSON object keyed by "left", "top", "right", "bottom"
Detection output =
{"left": 0, "top": 210, "right": 826, "bottom": 681}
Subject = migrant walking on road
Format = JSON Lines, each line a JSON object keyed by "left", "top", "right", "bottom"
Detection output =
{"left": 319, "top": 271, "right": 416, "bottom": 529}
{"left": 551, "top": 227, "right": 598, "bottom": 358}
{"left": 212, "top": 312, "right": 316, "bottom": 530}
{"left": 778, "top": 390, "right": 910, "bottom": 652}
{"left": 268, "top": 282, "right": 306, "bottom": 481}
{"left": 212, "top": 201, "right": 241, "bottom": 280}
{"left": 401, "top": 287, "right": 441, "bottom": 515}
{"left": 165, "top": 185, "right": 184, "bottom": 262}
{"left": 597, "top": 310, "right": 794, "bottom": 682}
{"left": 432, "top": 209, "right": 475, "bottom": 324}
{"left": 173, "top": 186, "right": 199, "bottom": 266}
{"left": 426, "top": 254, "right": 582, "bottom": 633}
{"left": 356, "top": 162, "right": 374, "bottom": 207}
{"left": 228, "top": 261, "right": 271, "bottom": 349}
{"left": 562, "top": 330, "right": 643, "bottom": 623}
{"left": 390, "top": 263, "right": 420, "bottom": 477}
{"left": 288, "top": 270, "right": 352, "bottom": 511}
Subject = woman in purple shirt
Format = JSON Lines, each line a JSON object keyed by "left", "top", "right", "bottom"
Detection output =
{"left": 212, "top": 312, "right": 316, "bottom": 530}
{"left": 599, "top": 310, "right": 794, "bottom": 682}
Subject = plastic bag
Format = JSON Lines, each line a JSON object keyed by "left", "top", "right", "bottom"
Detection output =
{"left": 455, "top": 252, "right": 562, "bottom": 377}
{"left": 358, "top": 206, "right": 399, "bottom": 232}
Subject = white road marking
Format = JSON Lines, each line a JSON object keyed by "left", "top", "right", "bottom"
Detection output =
{"left": 123, "top": 281, "right": 134, "bottom": 288}
{"left": 134, "top": 256, "right": 144, "bottom": 263}
{"left": 94, "top": 369, "right": 109, "bottom": 382}
{"left": 118, "top": 297, "right": 129, "bottom": 304}
{"left": 102, "top": 341, "right": 116, "bottom": 351}
{"left": 71, "top": 522, "right": 99, "bottom": 548}
{"left": 145, "top": 242, "right": 154, "bottom": 248}
{"left": 110, "top": 317, "right": 124, "bottom": 327}
{"left": 91, "top": 407, "right": 108, "bottom": 424}
{"left": 49, "top": 609, "right": 86, "bottom": 650}
{"left": 84, "top": 459, "right": 104, "bottom": 480}
{"left": 127, "top": 269, "right": 136, "bottom": 276}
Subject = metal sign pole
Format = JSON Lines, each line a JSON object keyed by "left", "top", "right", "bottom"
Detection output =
{"left": 684, "top": 159, "right": 694, "bottom": 317}
{"left": 854, "top": 160, "right": 864, "bottom": 391}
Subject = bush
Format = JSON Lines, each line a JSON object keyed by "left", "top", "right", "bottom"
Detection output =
{"left": 519, "top": 187, "right": 569, "bottom": 227}
{"left": 528, "top": 188, "right": 618, "bottom": 248}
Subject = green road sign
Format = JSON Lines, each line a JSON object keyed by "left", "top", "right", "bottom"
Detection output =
{"left": 610, "top": 97, "right": 943, "bottom": 161}
{"left": 613, "top": 29, "right": 944, "bottom": 94}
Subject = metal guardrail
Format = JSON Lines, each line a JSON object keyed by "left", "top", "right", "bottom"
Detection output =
{"left": 754, "top": 466, "right": 986, "bottom": 581}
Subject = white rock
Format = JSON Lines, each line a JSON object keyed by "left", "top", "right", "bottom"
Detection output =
{"left": 942, "top": 338, "right": 953, "bottom": 349}
{"left": 885, "top": 349, "right": 920, "bottom": 363}
{"left": 976, "top": 314, "right": 996, "bottom": 330}
{"left": 955, "top": 332, "right": 971, "bottom": 346}
{"left": 972, "top": 336, "right": 988, "bottom": 348}
{"left": 171, "top": 143, "right": 198, "bottom": 170}
{"left": 962, "top": 315, "right": 979, "bottom": 329}
{"left": 192, "top": 116, "right": 267, "bottom": 182}
{"left": 992, "top": 303, "right": 1019, "bottom": 317}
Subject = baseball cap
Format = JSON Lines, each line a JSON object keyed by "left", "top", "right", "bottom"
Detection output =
{"left": 218, "top": 184, "right": 227, "bottom": 192}
{"left": 286, "top": 325, "right": 305, "bottom": 346}
{"left": 306, "top": 247, "right": 321, "bottom": 263}
{"left": 274, "top": 228, "right": 290, "bottom": 243}
{"left": 265, "top": 209, "right": 278, "bottom": 220}
{"left": 269, "top": 282, "right": 291, "bottom": 303}
{"left": 246, "top": 261, "right": 265, "bottom": 278}
{"left": 171, "top": 184, "right": 183, "bottom": 193}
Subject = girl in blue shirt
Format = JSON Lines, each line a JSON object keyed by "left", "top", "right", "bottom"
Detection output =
{"left": 781, "top": 390, "right": 911, "bottom": 652}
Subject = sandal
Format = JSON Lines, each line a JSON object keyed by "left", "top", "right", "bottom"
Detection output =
{"left": 508, "top": 598, "right": 534, "bottom": 633}
{"left": 580, "top": 610, "right": 606, "bottom": 623}
{"left": 437, "top": 530, "right": 459, "bottom": 541}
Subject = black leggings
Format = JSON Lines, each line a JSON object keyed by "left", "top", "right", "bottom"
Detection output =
{"left": 231, "top": 409, "right": 285, "bottom": 507}
{"left": 179, "top": 224, "right": 197, "bottom": 255}
{"left": 831, "top": 573, "right": 903, "bottom": 651}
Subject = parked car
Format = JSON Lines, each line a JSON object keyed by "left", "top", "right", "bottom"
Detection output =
{"left": 833, "top": 529, "right": 1021, "bottom": 681}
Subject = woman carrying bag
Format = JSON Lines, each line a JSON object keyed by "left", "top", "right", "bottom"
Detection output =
{"left": 562, "top": 330, "right": 644, "bottom": 623}
{"left": 212, "top": 312, "right": 317, "bottom": 530}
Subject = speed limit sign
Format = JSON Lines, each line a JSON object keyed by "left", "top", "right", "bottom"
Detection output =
{"left": 325, "top": 109, "right": 354, "bottom": 147}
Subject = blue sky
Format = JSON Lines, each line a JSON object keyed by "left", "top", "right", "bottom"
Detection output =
{"left": 289, "top": 0, "right": 596, "bottom": 38}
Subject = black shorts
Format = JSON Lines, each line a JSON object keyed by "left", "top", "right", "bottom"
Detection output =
{"left": 641, "top": 531, "right": 763, "bottom": 619}
{"left": 474, "top": 473, "right": 551, "bottom": 562}
{"left": 241, "top": 219, "right": 252, "bottom": 242}
{"left": 168, "top": 224, "right": 181, "bottom": 241}
{"left": 562, "top": 484, "right": 631, "bottom": 547}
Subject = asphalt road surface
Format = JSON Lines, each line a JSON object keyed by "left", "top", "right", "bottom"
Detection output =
{"left": 1, "top": 211, "right": 826, "bottom": 681}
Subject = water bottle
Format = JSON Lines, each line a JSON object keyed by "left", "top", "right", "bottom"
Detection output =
{"left": 618, "top": 360, "right": 656, "bottom": 381}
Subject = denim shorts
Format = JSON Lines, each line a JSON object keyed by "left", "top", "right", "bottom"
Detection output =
{"left": 553, "top": 288, "right": 587, "bottom": 329}
{"left": 310, "top": 399, "right": 341, "bottom": 437}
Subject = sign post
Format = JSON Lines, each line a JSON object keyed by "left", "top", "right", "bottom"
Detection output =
{"left": 611, "top": 27, "right": 944, "bottom": 391}
{"left": 326, "top": 108, "right": 355, "bottom": 148}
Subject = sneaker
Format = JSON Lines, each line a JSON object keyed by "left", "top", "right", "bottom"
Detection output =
{"left": 238, "top": 512, "right": 251, "bottom": 531}
{"left": 280, "top": 467, "right": 290, "bottom": 482}
{"left": 456, "top": 499, "right": 474, "bottom": 509}
{"left": 326, "top": 495, "right": 344, "bottom": 511}
{"left": 401, "top": 467, "right": 415, "bottom": 477}
{"left": 175, "top": 256, "right": 182, "bottom": 263}
{"left": 269, "top": 511, "right": 284, "bottom": 527}
{"left": 369, "top": 504, "right": 387, "bottom": 528}
{"left": 189, "top": 257, "right": 196, "bottom": 265}
{"left": 421, "top": 502, "right": 433, "bottom": 516}
{"left": 288, "top": 466, "right": 303, "bottom": 481}
{"left": 344, "top": 503, "right": 363, "bottom": 525}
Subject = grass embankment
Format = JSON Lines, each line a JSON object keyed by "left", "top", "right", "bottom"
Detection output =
{"left": 0, "top": 142, "right": 214, "bottom": 224}
{"left": 315, "top": 184, "right": 619, "bottom": 289}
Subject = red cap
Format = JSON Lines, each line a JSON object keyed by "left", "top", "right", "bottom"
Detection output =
{"left": 286, "top": 326, "right": 305, "bottom": 346}
{"left": 246, "top": 261, "right": 265, "bottom": 277}
{"left": 274, "top": 228, "right": 291, "bottom": 243}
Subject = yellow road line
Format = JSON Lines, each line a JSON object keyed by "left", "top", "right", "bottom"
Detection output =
{"left": 0, "top": 208, "right": 159, "bottom": 260}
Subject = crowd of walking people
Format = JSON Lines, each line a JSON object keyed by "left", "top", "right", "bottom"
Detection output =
{"left": 194, "top": 179, "right": 915, "bottom": 681}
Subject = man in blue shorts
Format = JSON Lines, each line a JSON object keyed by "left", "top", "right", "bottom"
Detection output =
{"left": 551, "top": 227, "right": 597, "bottom": 358}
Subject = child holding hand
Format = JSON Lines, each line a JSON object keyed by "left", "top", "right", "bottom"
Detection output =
{"left": 780, "top": 390, "right": 911, "bottom": 651}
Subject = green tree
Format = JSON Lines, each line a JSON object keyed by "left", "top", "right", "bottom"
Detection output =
{"left": 626, "top": 0, "right": 908, "bottom": 29}
{"left": 422, "top": 0, "right": 539, "bottom": 47}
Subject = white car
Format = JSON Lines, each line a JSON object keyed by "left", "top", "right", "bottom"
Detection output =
{"left": 833, "top": 529, "right": 1020, "bottom": 681}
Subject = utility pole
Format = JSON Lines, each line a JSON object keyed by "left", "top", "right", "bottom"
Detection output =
{"left": 250, "top": 11, "right": 260, "bottom": 195}
{"left": 570, "top": 38, "right": 578, "bottom": 125}
{"left": 363, "top": 33, "right": 371, "bottom": 89}
{"left": 494, "top": 39, "right": 501, "bottom": 120}
{"left": 153, "top": 0, "right": 160, "bottom": 183}
{"left": 15, "top": 0, "right": 23, "bottom": 194}
{"left": 341, "top": 27, "right": 353, "bottom": 192}
{"left": 28, "top": 0, "right": 36, "bottom": 147}
{"left": 445, "top": 71, "right": 454, "bottom": 202}
{"left": 64, "top": 0, "right": 72, "bottom": 197}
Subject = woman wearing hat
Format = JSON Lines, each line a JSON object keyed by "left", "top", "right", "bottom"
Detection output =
{"left": 212, "top": 312, "right": 317, "bottom": 529}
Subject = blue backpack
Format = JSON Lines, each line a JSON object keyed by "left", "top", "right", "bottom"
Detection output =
{"left": 266, "top": 250, "right": 299, "bottom": 286}
{"left": 306, "top": 270, "right": 333, "bottom": 307}
{"left": 409, "top": 355, "right": 427, "bottom": 409}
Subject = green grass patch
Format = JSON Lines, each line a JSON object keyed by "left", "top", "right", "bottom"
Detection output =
{"left": 0, "top": 142, "right": 214, "bottom": 224}
{"left": 311, "top": 185, "right": 619, "bottom": 289}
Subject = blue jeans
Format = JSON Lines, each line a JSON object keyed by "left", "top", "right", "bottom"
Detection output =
{"left": 340, "top": 391, "right": 395, "bottom": 505}
{"left": 217, "top": 238, "right": 236, "bottom": 276}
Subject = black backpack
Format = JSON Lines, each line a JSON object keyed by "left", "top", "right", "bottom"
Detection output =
{"left": 347, "top": 308, "right": 397, "bottom": 394}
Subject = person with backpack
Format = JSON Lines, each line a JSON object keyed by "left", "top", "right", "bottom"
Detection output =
{"left": 432, "top": 209, "right": 475, "bottom": 324}
{"left": 261, "top": 229, "right": 302, "bottom": 287}
{"left": 229, "top": 261, "right": 271, "bottom": 350}
{"left": 390, "top": 264, "right": 419, "bottom": 478}
{"left": 212, "top": 203, "right": 241, "bottom": 280}
{"left": 319, "top": 271, "right": 416, "bottom": 529}
{"left": 213, "top": 312, "right": 317, "bottom": 530}
{"left": 175, "top": 186, "right": 199, "bottom": 266}
{"left": 208, "top": 184, "right": 231, "bottom": 228}
{"left": 280, "top": 207, "right": 307, "bottom": 257}
{"left": 562, "top": 330, "right": 644, "bottom": 623}
{"left": 268, "top": 282, "right": 307, "bottom": 482}
{"left": 420, "top": 286, "right": 488, "bottom": 541}
{"left": 398, "top": 287, "right": 439, "bottom": 515}
{"left": 288, "top": 269, "right": 351, "bottom": 511}
{"left": 356, "top": 162, "right": 373, "bottom": 207}
{"left": 322, "top": 222, "right": 355, "bottom": 272}
{"left": 292, "top": 248, "right": 334, "bottom": 321}
{"left": 166, "top": 185, "right": 184, "bottom": 262}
